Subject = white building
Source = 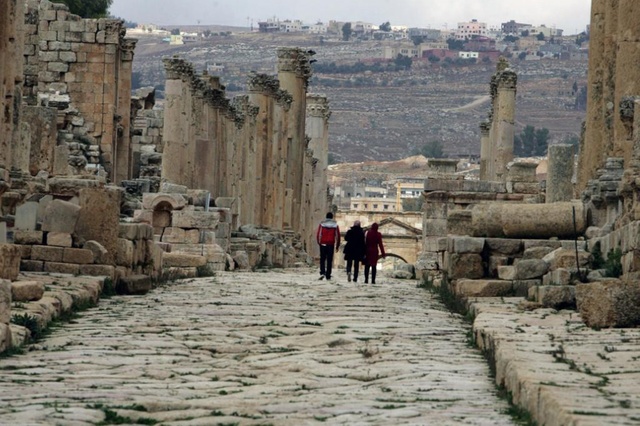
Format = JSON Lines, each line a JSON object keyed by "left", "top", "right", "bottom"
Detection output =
{"left": 459, "top": 51, "right": 479, "bottom": 59}
{"left": 455, "top": 19, "right": 488, "bottom": 40}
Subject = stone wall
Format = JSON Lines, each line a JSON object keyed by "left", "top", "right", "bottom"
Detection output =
{"left": 22, "top": 0, "right": 136, "bottom": 181}
{"left": 578, "top": 0, "right": 640, "bottom": 190}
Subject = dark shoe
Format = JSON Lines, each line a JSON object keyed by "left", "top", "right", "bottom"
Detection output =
{"left": 326, "top": 276, "right": 331, "bottom": 280}
{"left": 364, "top": 280, "right": 368, "bottom": 284}
{"left": 347, "top": 272, "right": 351, "bottom": 282}
{"left": 318, "top": 275, "right": 325, "bottom": 280}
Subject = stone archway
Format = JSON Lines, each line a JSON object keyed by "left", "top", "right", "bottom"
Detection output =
{"left": 152, "top": 200, "right": 174, "bottom": 229}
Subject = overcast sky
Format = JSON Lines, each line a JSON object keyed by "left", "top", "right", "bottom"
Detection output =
{"left": 110, "top": 0, "right": 592, "bottom": 35}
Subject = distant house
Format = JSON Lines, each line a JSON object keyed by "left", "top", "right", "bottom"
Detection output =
{"left": 258, "top": 19, "right": 279, "bottom": 33}
{"left": 169, "top": 35, "right": 183, "bottom": 45}
{"left": 458, "top": 51, "right": 479, "bottom": 59}
{"left": 464, "top": 36, "right": 496, "bottom": 51}
{"left": 501, "top": 20, "right": 532, "bottom": 35}
{"left": 455, "top": 19, "right": 488, "bottom": 40}
{"left": 408, "top": 28, "right": 442, "bottom": 41}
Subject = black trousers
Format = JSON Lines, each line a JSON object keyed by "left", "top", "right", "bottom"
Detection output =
{"left": 364, "top": 264, "right": 377, "bottom": 284}
{"left": 319, "top": 245, "right": 335, "bottom": 279}
{"left": 346, "top": 259, "right": 362, "bottom": 281}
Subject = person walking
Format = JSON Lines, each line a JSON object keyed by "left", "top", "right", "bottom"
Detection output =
{"left": 316, "top": 212, "right": 340, "bottom": 280}
{"left": 364, "top": 222, "right": 385, "bottom": 284}
{"left": 343, "top": 220, "right": 366, "bottom": 283}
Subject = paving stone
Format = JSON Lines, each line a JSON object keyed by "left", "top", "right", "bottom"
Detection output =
{"left": 0, "top": 269, "right": 513, "bottom": 425}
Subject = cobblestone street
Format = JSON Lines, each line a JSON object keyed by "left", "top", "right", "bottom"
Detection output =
{"left": 0, "top": 269, "right": 513, "bottom": 425}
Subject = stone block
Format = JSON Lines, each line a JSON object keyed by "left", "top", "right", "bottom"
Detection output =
{"left": 31, "top": 245, "right": 64, "bottom": 262}
{"left": 514, "top": 259, "right": 549, "bottom": 280}
{"left": 118, "top": 223, "right": 140, "bottom": 240}
{"left": 63, "top": 248, "right": 94, "bottom": 264}
{"left": 171, "top": 244, "right": 226, "bottom": 264}
{"left": 15, "top": 202, "right": 39, "bottom": 230}
{"left": 14, "top": 230, "right": 44, "bottom": 245}
{"left": 171, "top": 210, "right": 220, "bottom": 229}
{"left": 185, "top": 229, "right": 201, "bottom": 244}
{"left": 78, "top": 264, "right": 115, "bottom": 280}
{"left": 0, "top": 223, "right": 5, "bottom": 244}
{"left": 116, "top": 275, "right": 152, "bottom": 295}
{"left": 449, "top": 236, "right": 485, "bottom": 254}
{"left": 162, "top": 253, "right": 207, "bottom": 268}
{"left": 41, "top": 199, "right": 80, "bottom": 233}
{"left": 485, "top": 238, "right": 522, "bottom": 255}
{"left": 487, "top": 255, "right": 509, "bottom": 278}
{"left": 141, "top": 192, "right": 187, "bottom": 210}
{"left": 543, "top": 248, "right": 591, "bottom": 271}
{"left": 0, "top": 245, "right": 22, "bottom": 281}
{"left": 454, "top": 279, "right": 513, "bottom": 297}
{"left": 0, "top": 279, "right": 11, "bottom": 323}
{"left": 447, "top": 253, "right": 484, "bottom": 280}
{"left": 44, "top": 262, "right": 80, "bottom": 275}
{"left": 83, "top": 240, "right": 110, "bottom": 265}
{"left": 0, "top": 323, "right": 11, "bottom": 354}
{"left": 542, "top": 268, "right": 572, "bottom": 286}
{"left": 47, "top": 232, "right": 73, "bottom": 247}
{"left": 522, "top": 246, "right": 555, "bottom": 259}
{"left": 161, "top": 227, "right": 186, "bottom": 244}
{"left": 16, "top": 245, "right": 32, "bottom": 259}
{"left": 577, "top": 280, "right": 640, "bottom": 328}
{"left": 116, "top": 238, "right": 134, "bottom": 267}
{"left": 232, "top": 251, "right": 251, "bottom": 270}
{"left": 75, "top": 187, "right": 121, "bottom": 265}
{"left": 424, "top": 237, "right": 447, "bottom": 252}
{"left": 512, "top": 280, "right": 540, "bottom": 297}
{"left": 529, "top": 285, "right": 576, "bottom": 309}
{"left": 12, "top": 281, "right": 45, "bottom": 302}
{"left": 497, "top": 266, "right": 516, "bottom": 280}
{"left": 20, "top": 260, "right": 44, "bottom": 272}
{"left": 163, "top": 267, "right": 198, "bottom": 279}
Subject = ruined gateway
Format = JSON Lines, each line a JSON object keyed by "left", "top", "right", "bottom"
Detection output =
{"left": 1, "top": 0, "right": 640, "bottom": 424}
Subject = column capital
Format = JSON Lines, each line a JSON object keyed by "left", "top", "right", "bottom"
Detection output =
{"left": 306, "top": 94, "right": 331, "bottom": 119}
{"left": 277, "top": 47, "right": 313, "bottom": 85}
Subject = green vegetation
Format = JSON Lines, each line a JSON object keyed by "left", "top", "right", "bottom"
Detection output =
{"left": 342, "top": 22, "right": 352, "bottom": 41}
{"left": 514, "top": 125, "right": 550, "bottom": 157}
{"left": 51, "top": 0, "right": 112, "bottom": 18}
{"left": 413, "top": 140, "right": 445, "bottom": 159}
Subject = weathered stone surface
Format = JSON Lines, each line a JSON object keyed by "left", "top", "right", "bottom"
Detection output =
{"left": 542, "top": 268, "right": 572, "bottom": 286}
{"left": 577, "top": 280, "right": 640, "bottom": 328}
{"left": 232, "top": 251, "right": 251, "bottom": 270}
{"left": 449, "top": 236, "right": 485, "bottom": 254}
{"left": 116, "top": 238, "right": 134, "bottom": 267}
{"left": 41, "top": 199, "right": 80, "bottom": 233}
{"left": 455, "top": 279, "right": 513, "bottom": 297}
{"left": 486, "top": 238, "right": 522, "bottom": 255}
{"left": 31, "top": 245, "right": 64, "bottom": 262}
{"left": 75, "top": 187, "right": 121, "bottom": 265}
{"left": 529, "top": 285, "right": 576, "bottom": 309}
{"left": 512, "top": 280, "right": 540, "bottom": 297}
{"left": 0, "top": 244, "right": 22, "bottom": 281}
{"left": 83, "top": 240, "right": 109, "bottom": 265}
{"left": 514, "top": 259, "right": 549, "bottom": 280}
{"left": 497, "top": 266, "right": 516, "bottom": 280}
{"left": 0, "top": 280, "right": 11, "bottom": 324}
{"left": 487, "top": 255, "right": 509, "bottom": 278}
{"left": 78, "top": 264, "right": 115, "bottom": 280}
{"left": 116, "top": 274, "right": 151, "bottom": 295}
{"left": 44, "top": 262, "right": 80, "bottom": 275}
{"left": 14, "top": 202, "right": 38, "bottom": 231}
{"left": 162, "top": 253, "right": 207, "bottom": 268}
{"left": 448, "top": 253, "right": 484, "bottom": 279}
{"left": 11, "top": 281, "right": 45, "bottom": 302}
{"left": 141, "top": 193, "right": 187, "bottom": 211}
{"left": 171, "top": 210, "right": 220, "bottom": 229}
{"left": 543, "top": 248, "right": 591, "bottom": 271}
{"left": 522, "top": 246, "right": 555, "bottom": 260}
{"left": 62, "top": 248, "right": 94, "bottom": 264}
{"left": 13, "top": 230, "right": 44, "bottom": 245}
{"left": 20, "top": 260, "right": 44, "bottom": 272}
{"left": 46, "top": 232, "right": 72, "bottom": 247}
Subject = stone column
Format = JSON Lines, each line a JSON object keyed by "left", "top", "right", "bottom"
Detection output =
{"left": 493, "top": 69, "right": 517, "bottom": 181}
{"left": 114, "top": 39, "right": 137, "bottom": 183}
{"left": 614, "top": 0, "right": 640, "bottom": 165}
{"left": 479, "top": 122, "right": 491, "bottom": 180}
{"left": 547, "top": 144, "right": 576, "bottom": 203}
{"left": 161, "top": 58, "right": 190, "bottom": 186}
{"left": 277, "top": 48, "right": 312, "bottom": 232}
{"left": 306, "top": 94, "right": 331, "bottom": 257}
{"left": 0, "top": 0, "right": 24, "bottom": 169}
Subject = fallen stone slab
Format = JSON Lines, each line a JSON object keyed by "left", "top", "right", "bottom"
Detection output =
{"left": 162, "top": 252, "right": 207, "bottom": 268}
{"left": 454, "top": 279, "right": 513, "bottom": 298}
{"left": 576, "top": 280, "right": 640, "bottom": 328}
{"left": 528, "top": 285, "right": 576, "bottom": 309}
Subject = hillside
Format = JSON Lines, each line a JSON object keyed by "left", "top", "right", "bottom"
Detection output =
{"left": 130, "top": 31, "right": 587, "bottom": 163}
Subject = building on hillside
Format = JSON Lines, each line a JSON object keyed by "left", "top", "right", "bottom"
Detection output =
{"left": 501, "top": 20, "right": 532, "bottom": 35}
{"left": 464, "top": 36, "right": 496, "bottom": 51}
{"left": 407, "top": 28, "right": 442, "bottom": 41}
{"left": 307, "top": 22, "right": 328, "bottom": 33}
{"left": 530, "top": 25, "right": 563, "bottom": 38}
{"left": 459, "top": 51, "right": 479, "bottom": 59}
{"left": 516, "top": 37, "right": 545, "bottom": 51}
{"left": 350, "top": 197, "right": 397, "bottom": 213}
{"left": 258, "top": 19, "right": 280, "bottom": 33}
{"left": 455, "top": 19, "right": 488, "bottom": 40}
{"left": 169, "top": 34, "right": 183, "bottom": 45}
{"left": 384, "top": 42, "right": 448, "bottom": 59}
{"left": 280, "top": 20, "right": 303, "bottom": 32}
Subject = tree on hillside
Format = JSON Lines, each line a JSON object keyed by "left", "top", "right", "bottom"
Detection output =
{"left": 514, "top": 125, "right": 550, "bottom": 157}
{"left": 52, "top": 0, "right": 112, "bottom": 18}
{"left": 536, "top": 32, "right": 546, "bottom": 41}
{"left": 521, "top": 29, "right": 530, "bottom": 37}
{"left": 518, "top": 51, "right": 528, "bottom": 60}
{"left": 170, "top": 28, "right": 181, "bottom": 35}
{"left": 574, "top": 86, "right": 587, "bottom": 110}
{"left": 413, "top": 140, "right": 445, "bottom": 158}
{"left": 342, "top": 22, "right": 353, "bottom": 41}
{"left": 394, "top": 54, "right": 412, "bottom": 70}
{"left": 379, "top": 21, "right": 391, "bottom": 32}
{"left": 446, "top": 38, "right": 465, "bottom": 51}
{"left": 503, "top": 35, "right": 519, "bottom": 43}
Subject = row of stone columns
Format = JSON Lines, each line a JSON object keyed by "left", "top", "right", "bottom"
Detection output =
{"left": 579, "top": 0, "right": 640, "bottom": 189}
{"left": 161, "top": 51, "right": 330, "bottom": 251}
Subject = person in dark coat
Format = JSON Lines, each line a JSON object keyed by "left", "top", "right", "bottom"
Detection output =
{"left": 364, "top": 222, "right": 385, "bottom": 284}
{"left": 343, "top": 220, "right": 366, "bottom": 282}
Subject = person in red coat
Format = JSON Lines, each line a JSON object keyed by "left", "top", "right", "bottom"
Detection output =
{"left": 316, "top": 212, "right": 340, "bottom": 280}
{"left": 364, "top": 222, "right": 385, "bottom": 284}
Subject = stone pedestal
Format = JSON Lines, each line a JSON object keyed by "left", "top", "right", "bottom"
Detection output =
{"left": 546, "top": 144, "right": 575, "bottom": 203}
